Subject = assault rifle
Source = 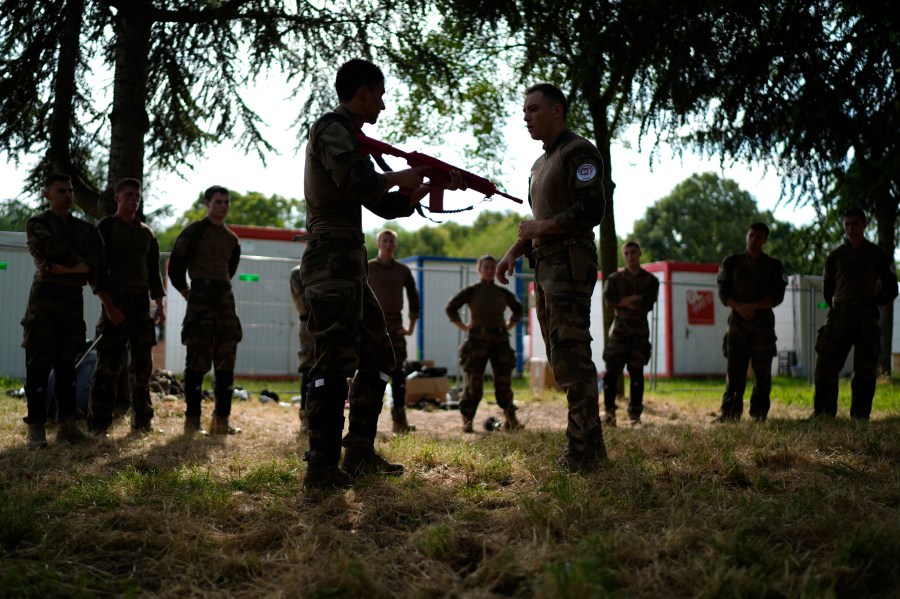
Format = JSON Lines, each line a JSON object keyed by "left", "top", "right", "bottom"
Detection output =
{"left": 355, "top": 132, "right": 523, "bottom": 213}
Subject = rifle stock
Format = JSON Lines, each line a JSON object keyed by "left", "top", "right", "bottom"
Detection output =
{"left": 355, "top": 132, "right": 523, "bottom": 212}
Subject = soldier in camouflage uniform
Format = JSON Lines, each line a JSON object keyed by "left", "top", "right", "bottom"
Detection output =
{"left": 367, "top": 229, "right": 420, "bottom": 434}
{"left": 812, "top": 209, "right": 898, "bottom": 420}
{"left": 168, "top": 185, "right": 243, "bottom": 435}
{"left": 602, "top": 241, "right": 659, "bottom": 427}
{"left": 301, "top": 59, "right": 462, "bottom": 489}
{"left": 498, "top": 83, "right": 607, "bottom": 472}
{"left": 289, "top": 264, "right": 314, "bottom": 434}
{"left": 446, "top": 254, "right": 524, "bottom": 433}
{"left": 715, "top": 222, "right": 788, "bottom": 422}
{"left": 21, "top": 174, "right": 104, "bottom": 447}
{"left": 88, "top": 178, "right": 166, "bottom": 437}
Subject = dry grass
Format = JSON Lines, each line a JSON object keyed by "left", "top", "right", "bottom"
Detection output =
{"left": 0, "top": 377, "right": 898, "bottom": 598}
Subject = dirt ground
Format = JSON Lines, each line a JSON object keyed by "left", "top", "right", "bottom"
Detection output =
{"left": 166, "top": 389, "right": 718, "bottom": 444}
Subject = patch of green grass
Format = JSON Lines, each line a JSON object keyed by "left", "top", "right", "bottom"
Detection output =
{"left": 536, "top": 537, "right": 621, "bottom": 598}
{"left": 228, "top": 460, "right": 301, "bottom": 496}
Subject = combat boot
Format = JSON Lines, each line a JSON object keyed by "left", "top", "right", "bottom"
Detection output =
{"left": 209, "top": 412, "right": 241, "bottom": 435}
{"left": 56, "top": 419, "right": 88, "bottom": 445}
{"left": 462, "top": 415, "right": 474, "bottom": 433}
{"left": 303, "top": 449, "right": 354, "bottom": 490}
{"left": 603, "top": 411, "right": 617, "bottom": 427}
{"left": 131, "top": 415, "right": 156, "bottom": 434}
{"left": 183, "top": 415, "right": 208, "bottom": 435}
{"left": 557, "top": 435, "right": 608, "bottom": 473}
{"left": 341, "top": 434, "right": 403, "bottom": 476}
{"left": 503, "top": 409, "right": 524, "bottom": 431}
{"left": 26, "top": 422, "right": 47, "bottom": 449}
{"left": 342, "top": 449, "right": 404, "bottom": 476}
{"left": 90, "top": 426, "right": 110, "bottom": 440}
{"left": 392, "top": 416, "right": 416, "bottom": 434}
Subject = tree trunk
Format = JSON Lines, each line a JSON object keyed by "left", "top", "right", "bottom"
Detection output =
{"left": 106, "top": 2, "right": 153, "bottom": 219}
{"left": 46, "top": 0, "right": 102, "bottom": 215}
{"left": 874, "top": 189, "right": 898, "bottom": 376}
{"left": 590, "top": 109, "right": 618, "bottom": 343}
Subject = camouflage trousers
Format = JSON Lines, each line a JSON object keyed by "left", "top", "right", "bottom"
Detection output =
{"left": 534, "top": 241, "right": 603, "bottom": 456}
{"left": 297, "top": 317, "right": 314, "bottom": 411}
{"left": 813, "top": 304, "right": 881, "bottom": 418}
{"left": 300, "top": 240, "right": 395, "bottom": 463}
{"left": 292, "top": 270, "right": 315, "bottom": 411}
{"left": 720, "top": 315, "right": 777, "bottom": 420}
{"left": 182, "top": 280, "right": 242, "bottom": 374}
{"left": 603, "top": 317, "right": 651, "bottom": 419}
{"left": 457, "top": 327, "right": 516, "bottom": 421}
{"left": 21, "top": 283, "right": 86, "bottom": 423}
{"left": 385, "top": 314, "right": 409, "bottom": 419}
{"left": 89, "top": 290, "right": 156, "bottom": 429}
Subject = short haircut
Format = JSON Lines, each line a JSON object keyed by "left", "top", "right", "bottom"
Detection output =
{"left": 43, "top": 173, "right": 72, "bottom": 189}
{"left": 376, "top": 229, "right": 398, "bottom": 242}
{"left": 204, "top": 185, "right": 229, "bottom": 202}
{"left": 477, "top": 253, "right": 497, "bottom": 267}
{"left": 749, "top": 222, "right": 770, "bottom": 238}
{"left": 335, "top": 59, "right": 385, "bottom": 102}
{"left": 842, "top": 208, "right": 867, "bottom": 223}
{"left": 623, "top": 240, "right": 641, "bottom": 251}
{"left": 114, "top": 178, "right": 141, "bottom": 194}
{"left": 525, "top": 83, "right": 568, "bottom": 118}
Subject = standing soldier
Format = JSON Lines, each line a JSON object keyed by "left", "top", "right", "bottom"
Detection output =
{"left": 812, "top": 208, "right": 898, "bottom": 420}
{"left": 21, "top": 173, "right": 103, "bottom": 447}
{"left": 446, "top": 254, "right": 524, "bottom": 432}
{"left": 168, "top": 185, "right": 243, "bottom": 435}
{"left": 367, "top": 229, "right": 420, "bottom": 434}
{"left": 301, "top": 58, "right": 461, "bottom": 488}
{"left": 289, "top": 264, "right": 314, "bottom": 434}
{"left": 497, "top": 83, "right": 607, "bottom": 472}
{"left": 602, "top": 241, "right": 659, "bottom": 427}
{"left": 715, "top": 222, "right": 787, "bottom": 422}
{"left": 88, "top": 178, "right": 166, "bottom": 437}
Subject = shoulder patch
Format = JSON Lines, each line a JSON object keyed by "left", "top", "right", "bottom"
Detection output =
{"left": 576, "top": 164, "right": 597, "bottom": 182}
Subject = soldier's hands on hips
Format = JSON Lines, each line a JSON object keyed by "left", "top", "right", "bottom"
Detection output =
{"left": 105, "top": 304, "right": 126, "bottom": 326}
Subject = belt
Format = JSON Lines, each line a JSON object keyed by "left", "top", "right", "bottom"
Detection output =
{"left": 831, "top": 299, "right": 877, "bottom": 311}
{"left": 109, "top": 286, "right": 150, "bottom": 295}
{"left": 530, "top": 238, "right": 593, "bottom": 261}
{"left": 614, "top": 313, "right": 646, "bottom": 321}
{"left": 191, "top": 278, "right": 231, "bottom": 289}
{"left": 293, "top": 230, "right": 365, "bottom": 244}
{"left": 469, "top": 326, "right": 507, "bottom": 334}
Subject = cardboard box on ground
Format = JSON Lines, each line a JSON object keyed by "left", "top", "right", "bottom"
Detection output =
{"left": 405, "top": 359, "right": 450, "bottom": 406}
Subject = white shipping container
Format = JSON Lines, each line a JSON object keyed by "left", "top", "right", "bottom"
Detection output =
{"left": 401, "top": 256, "right": 528, "bottom": 378}
{"left": 164, "top": 225, "right": 306, "bottom": 377}
{"left": 526, "top": 262, "right": 863, "bottom": 379}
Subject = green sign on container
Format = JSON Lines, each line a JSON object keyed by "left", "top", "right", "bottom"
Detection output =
{"left": 816, "top": 301, "right": 829, "bottom": 309}
{"left": 239, "top": 273, "right": 259, "bottom": 282}
{"left": 0, "top": 262, "right": 7, "bottom": 270}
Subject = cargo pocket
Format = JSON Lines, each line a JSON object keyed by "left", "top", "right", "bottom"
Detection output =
{"left": 568, "top": 244, "right": 590, "bottom": 282}
{"left": 458, "top": 339, "right": 472, "bottom": 369}
{"left": 181, "top": 311, "right": 213, "bottom": 345}
{"left": 305, "top": 279, "right": 361, "bottom": 339}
